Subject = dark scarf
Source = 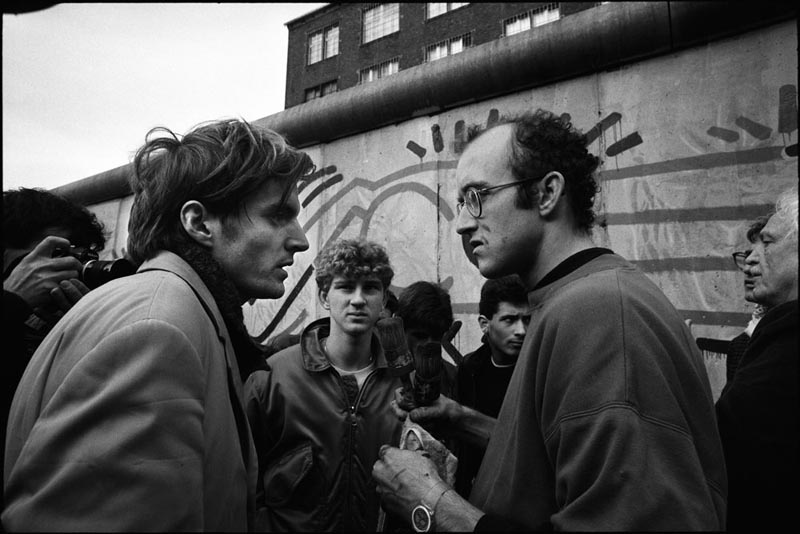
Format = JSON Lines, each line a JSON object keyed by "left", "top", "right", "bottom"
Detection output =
{"left": 173, "top": 241, "right": 268, "bottom": 382}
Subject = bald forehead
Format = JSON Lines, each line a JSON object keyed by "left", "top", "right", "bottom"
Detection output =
{"left": 457, "top": 124, "right": 515, "bottom": 189}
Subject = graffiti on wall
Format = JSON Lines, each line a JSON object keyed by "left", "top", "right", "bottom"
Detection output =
{"left": 247, "top": 81, "right": 796, "bottom": 349}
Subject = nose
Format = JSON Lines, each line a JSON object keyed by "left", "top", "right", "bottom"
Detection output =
{"left": 512, "top": 318, "right": 527, "bottom": 337}
{"left": 287, "top": 220, "right": 309, "bottom": 253}
{"left": 351, "top": 288, "right": 367, "bottom": 306}
{"left": 455, "top": 203, "right": 477, "bottom": 235}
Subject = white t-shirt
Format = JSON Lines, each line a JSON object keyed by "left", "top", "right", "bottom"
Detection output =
{"left": 331, "top": 360, "right": 377, "bottom": 389}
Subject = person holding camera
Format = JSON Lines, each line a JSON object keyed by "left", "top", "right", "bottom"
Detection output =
{"left": 2, "top": 187, "right": 107, "bottom": 508}
{"left": 3, "top": 119, "right": 313, "bottom": 531}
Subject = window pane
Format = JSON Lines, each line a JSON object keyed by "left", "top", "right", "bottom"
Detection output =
{"left": 505, "top": 14, "right": 531, "bottom": 36}
{"left": 325, "top": 25, "right": 339, "bottom": 58}
{"left": 427, "top": 3, "right": 447, "bottom": 18}
{"left": 322, "top": 80, "right": 338, "bottom": 95}
{"left": 450, "top": 38, "right": 463, "bottom": 54}
{"left": 430, "top": 42, "right": 448, "bottom": 61}
{"left": 363, "top": 3, "right": 399, "bottom": 43}
{"left": 533, "top": 6, "right": 560, "bottom": 27}
{"left": 307, "top": 31, "right": 323, "bottom": 64}
{"left": 381, "top": 59, "right": 399, "bottom": 76}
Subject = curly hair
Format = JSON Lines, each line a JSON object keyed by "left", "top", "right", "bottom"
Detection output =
{"left": 468, "top": 109, "right": 601, "bottom": 233}
{"left": 774, "top": 185, "right": 798, "bottom": 239}
{"left": 478, "top": 275, "right": 528, "bottom": 319}
{"left": 127, "top": 118, "right": 314, "bottom": 265}
{"left": 396, "top": 281, "right": 453, "bottom": 340}
{"left": 314, "top": 238, "right": 394, "bottom": 295}
{"left": 3, "top": 187, "right": 106, "bottom": 251}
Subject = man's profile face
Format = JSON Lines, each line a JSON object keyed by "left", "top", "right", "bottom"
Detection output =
{"left": 746, "top": 213, "right": 798, "bottom": 308}
{"left": 321, "top": 275, "right": 385, "bottom": 336}
{"left": 209, "top": 180, "right": 309, "bottom": 300}
{"left": 480, "top": 301, "right": 530, "bottom": 362}
{"left": 455, "top": 124, "right": 539, "bottom": 280}
{"left": 742, "top": 236, "right": 762, "bottom": 303}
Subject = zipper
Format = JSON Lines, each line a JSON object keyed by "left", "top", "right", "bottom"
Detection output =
{"left": 343, "top": 368, "right": 378, "bottom": 530}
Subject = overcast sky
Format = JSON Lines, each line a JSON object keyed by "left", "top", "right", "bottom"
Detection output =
{"left": 2, "top": 3, "right": 326, "bottom": 192}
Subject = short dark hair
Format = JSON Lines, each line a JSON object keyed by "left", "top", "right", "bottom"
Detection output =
{"left": 314, "top": 238, "right": 394, "bottom": 295}
{"left": 127, "top": 118, "right": 314, "bottom": 265}
{"left": 478, "top": 275, "right": 528, "bottom": 319}
{"left": 396, "top": 281, "right": 453, "bottom": 340}
{"left": 3, "top": 187, "right": 106, "bottom": 251}
{"left": 384, "top": 289, "right": 399, "bottom": 314}
{"left": 468, "top": 109, "right": 601, "bottom": 233}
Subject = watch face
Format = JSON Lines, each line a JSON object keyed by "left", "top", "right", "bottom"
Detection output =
{"left": 412, "top": 505, "right": 431, "bottom": 532}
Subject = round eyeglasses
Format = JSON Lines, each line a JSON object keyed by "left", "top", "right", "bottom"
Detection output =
{"left": 731, "top": 250, "right": 751, "bottom": 271}
{"left": 456, "top": 176, "right": 541, "bottom": 218}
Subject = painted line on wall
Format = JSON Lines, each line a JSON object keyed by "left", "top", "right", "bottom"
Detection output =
{"left": 301, "top": 160, "right": 458, "bottom": 231}
{"left": 256, "top": 264, "right": 315, "bottom": 343}
{"left": 301, "top": 174, "right": 344, "bottom": 208}
{"left": 604, "top": 204, "right": 775, "bottom": 225}
{"left": 598, "top": 146, "right": 786, "bottom": 181}
{"left": 630, "top": 256, "right": 741, "bottom": 272}
{"left": 453, "top": 302, "right": 749, "bottom": 327}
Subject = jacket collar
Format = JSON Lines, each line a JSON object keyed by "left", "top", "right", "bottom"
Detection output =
{"left": 300, "top": 317, "right": 388, "bottom": 372}
{"left": 137, "top": 251, "right": 241, "bottom": 380}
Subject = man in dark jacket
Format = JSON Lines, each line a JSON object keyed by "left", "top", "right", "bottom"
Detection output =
{"left": 716, "top": 185, "right": 798, "bottom": 531}
{"left": 454, "top": 275, "right": 529, "bottom": 498}
{"left": 2, "top": 187, "right": 106, "bottom": 508}
{"left": 244, "top": 238, "right": 402, "bottom": 531}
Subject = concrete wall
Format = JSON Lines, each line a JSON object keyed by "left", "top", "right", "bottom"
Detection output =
{"left": 66, "top": 16, "right": 797, "bottom": 401}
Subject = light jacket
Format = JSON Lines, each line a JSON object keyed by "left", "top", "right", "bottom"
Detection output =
{"left": 3, "top": 251, "right": 257, "bottom": 532}
{"left": 244, "top": 318, "right": 402, "bottom": 531}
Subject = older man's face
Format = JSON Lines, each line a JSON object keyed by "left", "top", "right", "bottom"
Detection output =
{"left": 744, "top": 213, "right": 798, "bottom": 308}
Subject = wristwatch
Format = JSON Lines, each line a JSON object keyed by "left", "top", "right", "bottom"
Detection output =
{"left": 411, "top": 484, "right": 450, "bottom": 532}
{"left": 412, "top": 502, "right": 435, "bottom": 532}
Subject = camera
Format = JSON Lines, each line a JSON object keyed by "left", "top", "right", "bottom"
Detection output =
{"left": 52, "top": 246, "right": 136, "bottom": 289}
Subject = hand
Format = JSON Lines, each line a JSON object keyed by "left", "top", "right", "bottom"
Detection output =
{"left": 4, "top": 236, "right": 83, "bottom": 310}
{"left": 393, "top": 388, "right": 462, "bottom": 437}
{"left": 373, "top": 445, "right": 447, "bottom": 519}
{"left": 49, "top": 278, "right": 91, "bottom": 313}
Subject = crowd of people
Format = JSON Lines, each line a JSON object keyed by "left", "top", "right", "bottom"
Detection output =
{"left": 2, "top": 111, "right": 797, "bottom": 532}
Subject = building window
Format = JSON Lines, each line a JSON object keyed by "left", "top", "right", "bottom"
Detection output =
{"left": 307, "top": 24, "right": 339, "bottom": 65}
{"left": 358, "top": 57, "right": 400, "bottom": 84}
{"left": 504, "top": 3, "right": 560, "bottom": 37}
{"left": 425, "top": 32, "right": 472, "bottom": 62}
{"left": 305, "top": 80, "right": 338, "bottom": 102}
{"left": 426, "top": 2, "right": 469, "bottom": 19}
{"left": 362, "top": 3, "right": 399, "bottom": 44}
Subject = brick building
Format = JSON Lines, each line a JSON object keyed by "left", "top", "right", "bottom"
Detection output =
{"left": 284, "top": 2, "right": 598, "bottom": 108}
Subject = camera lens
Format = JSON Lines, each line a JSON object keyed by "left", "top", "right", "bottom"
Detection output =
{"left": 81, "top": 258, "right": 136, "bottom": 289}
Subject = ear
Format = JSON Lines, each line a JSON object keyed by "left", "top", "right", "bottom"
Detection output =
{"left": 536, "top": 171, "right": 566, "bottom": 217}
{"left": 478, "top": 314, "right": 490, "bottom": 335}
{"left": 318, "top": 287, "right": 330, "bottom": 310}
{"left": 180, "top": 201, "right": 214, "bottom": 248}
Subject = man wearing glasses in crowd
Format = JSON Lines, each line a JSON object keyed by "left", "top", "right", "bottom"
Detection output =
{"left": 373, "top": 109, "right": 727, "bottom": 531}
{"left": 717, "top": 186, "right": 798, "bottom": 531}
{"left": 728, "top": 216, "right": 770, "bottom": 382}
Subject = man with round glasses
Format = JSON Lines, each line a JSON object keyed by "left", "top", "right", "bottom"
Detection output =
{"left": 373, "top": 109, "right": 726, "bottom": 531}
